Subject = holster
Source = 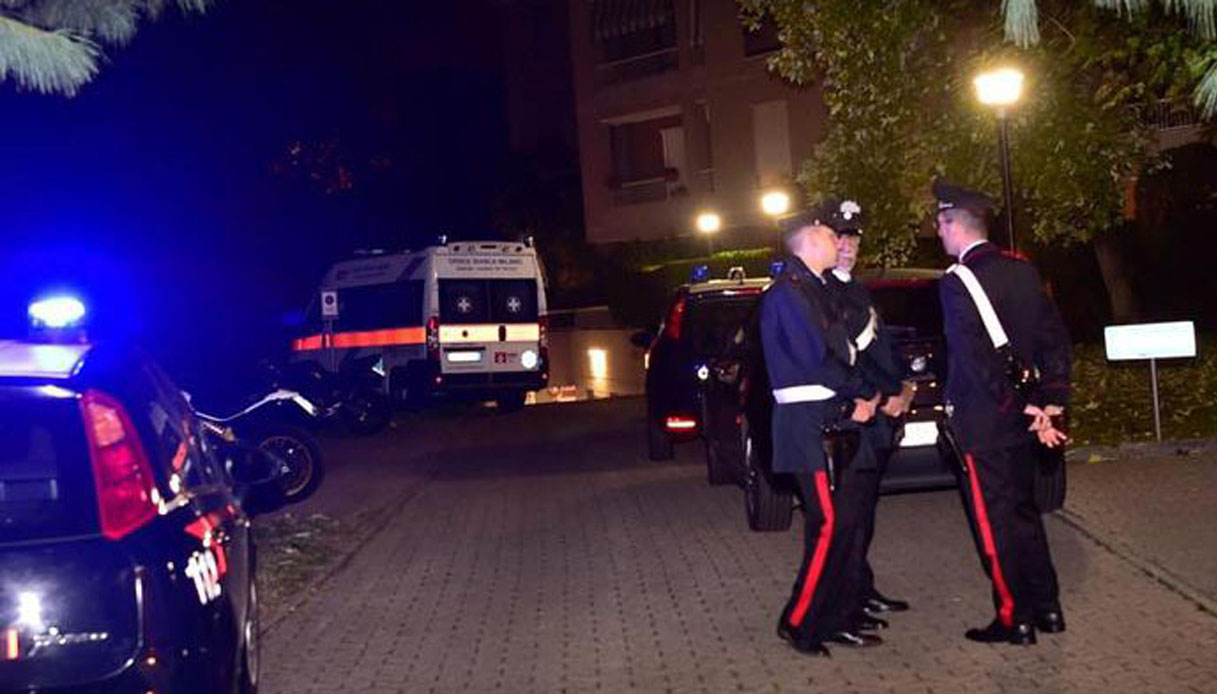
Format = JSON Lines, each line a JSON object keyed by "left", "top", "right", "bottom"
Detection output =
{"left": 821, "top": 426, "right": 861, "bottom": 493}
{"left": 937, "top": 420, "right": 969, "bottom": 476}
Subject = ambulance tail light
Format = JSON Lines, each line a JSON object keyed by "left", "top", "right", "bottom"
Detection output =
{"left": 662, "top": 296, "right": 686, "bottom": 341}
{"left": 538, "top": 315, "right": 550, "bottom": 378}
{"left": 79, "top": 390, "right": 158, "bottom": 541}
{"left": 426, "top": 316, "right": 440, "bottom": 358}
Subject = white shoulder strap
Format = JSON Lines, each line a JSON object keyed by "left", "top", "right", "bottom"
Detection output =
{"left": 946, "top": 263, "right": 1009, "bottom": 348}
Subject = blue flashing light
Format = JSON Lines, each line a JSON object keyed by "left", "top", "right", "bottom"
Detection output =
{"left": 690, "top": 265, "right": 710, "bottom": 283}
{"left": 769, "top": 260, "right": 786, "bottom": 277}
{"left": 29, "top": 296, "right": 87, "bottom": 329}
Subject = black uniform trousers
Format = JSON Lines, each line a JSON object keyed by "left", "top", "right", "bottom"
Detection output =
{"left": 838, "top": 437, "right": 891, "bottom": 605}
{"left": 781, "top": 467, "right": 858, "bottom": 645}
{"left": 957, "top": 441, "right": 1060, "bottom": 626}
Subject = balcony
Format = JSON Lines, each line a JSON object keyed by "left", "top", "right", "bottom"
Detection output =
{"left": 1144, "top": 98, "right": 1207, "bottom": 151}
{"left": 595, "top": 47, "right": 679, "bottom": 87}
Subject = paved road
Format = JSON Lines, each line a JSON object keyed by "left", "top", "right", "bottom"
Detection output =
{"left": 262, "top": 399, "right": 1217, "bottom": 693}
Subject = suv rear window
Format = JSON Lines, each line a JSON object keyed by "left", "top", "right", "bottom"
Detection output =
{"left": 869, "top": 281, "right": 942, "bottom": 336}
{"left": 0, "top": 387, "right": 96, "bottom": 543}
{"left": 685, "top": 296, "right": 760, "bottom": 356}
{"left": 440, "top": 279, "right": 538, "bottom": 325}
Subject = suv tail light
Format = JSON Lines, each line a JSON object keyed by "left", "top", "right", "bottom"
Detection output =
{"left": 664, "top": 414, "right": 698, "bottom": 433}
{"left": 79, "top": 390, "right": 158, "bottom": 540}
{"left": 662, "top": 295, "right": 687, "bottom": 341}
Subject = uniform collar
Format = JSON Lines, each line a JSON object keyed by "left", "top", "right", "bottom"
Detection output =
{"left": 787, "top": 256, "right": 826, "bottom": 284}
{"left": 831, "top": 267, "right": 852, "bottom": 283}
{"left": 959, "top": 239, "right": 989, "bottom": 263}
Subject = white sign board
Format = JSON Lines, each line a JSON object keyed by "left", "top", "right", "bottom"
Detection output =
{"left": 1104, "top": 321, "right": 1196, "bottom": 361}
{"left": 320, "top": 290, "right": 339, "bottom": 318}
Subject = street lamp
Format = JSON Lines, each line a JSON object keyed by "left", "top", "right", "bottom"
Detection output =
{"left": 695, "top": 211, "right": 721, "bottom": 255}
{"left": 974, "top": 67, "right": 1024, "bottom": 252}
{"left": 760, "top": 190, "right": 791, "bottom": 217}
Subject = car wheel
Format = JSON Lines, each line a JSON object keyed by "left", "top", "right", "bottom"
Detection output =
{"left": 704, "top": 439, "right": 734, "bottom": 486}
{"left": 647, "top": 411, "right": 674, "bottom": 461}
{"left": 236, "top": 583, "right": 259, "bottom": 694}
{"left": 1033, "top": 444, "right": 1067, "bottom": 513}
{"left": 496, "top": 390, "right": 527, "bottom": 413}
{"left": 743, "top": 425, "right": 793, "bottom": 532}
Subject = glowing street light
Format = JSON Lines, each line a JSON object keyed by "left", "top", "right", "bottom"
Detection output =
{"left": 695, "top": 211, "right": 722, "bottom": 234}
{"left": 695, "top": 211, "right": 722, "bottom": 255}
{"left": 974, "top": 68, "right": 1024, "bottom": 109}
{"left": 760, "top": 190, "right": 791, "bottom": 217}
{"left": 974, "top": 67, "right": 1025, "bottom": 251}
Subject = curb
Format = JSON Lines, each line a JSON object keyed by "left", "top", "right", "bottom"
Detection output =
{"left": 1052, "top": 506, "right": 1217, "bottom": 619}
{"left": 1066, "top": 438, "right": 1217, "bottom": 462}
{"left": 259, "top": 477, "right": 431, "bottom": 635}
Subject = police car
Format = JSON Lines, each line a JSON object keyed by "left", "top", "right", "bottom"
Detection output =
{"left": 293, "top": 239, "right": 549, "bottom": 411}
{"left": 639, "top": 266, "right": 769, "bottom": 461}
{"left": 0, "top": 297, "right": 286, "bottom": 693}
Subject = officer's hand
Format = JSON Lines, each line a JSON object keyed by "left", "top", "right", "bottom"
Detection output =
{"left": 1044, "top": 404, "right": 1064, "bottom": 417}
{"left": 1037, "top": 425, "right": 1068, "bottom": 448}
{"left": 1024, "top": 404, "right": 1050, "bottom": 432}
{"left": 880, "top": 396, "right": 904, "bottom": 418}
{"left": 852, "top": 394, "right": 880, "bottom": 423}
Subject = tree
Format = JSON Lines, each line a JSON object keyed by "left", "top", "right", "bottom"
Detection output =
{"left": 0, "top": 0, "right": 210, "bottom": 96}
{"left": 1002, "top": 0, "right": 1217, "bottom": 117}
{"left": 738, "top": 0, "right": 1211, "bottom": 320}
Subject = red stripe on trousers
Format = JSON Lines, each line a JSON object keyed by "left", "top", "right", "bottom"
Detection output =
{"left": 789, "top": 470, "right": 835, "bottom": 627}
{"left": 965, "top": 453, "right": 1016, "bottom": 627}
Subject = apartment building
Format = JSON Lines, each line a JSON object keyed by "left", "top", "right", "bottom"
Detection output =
{"left": 568, "top": 0, "right": 827, "bottom": 245}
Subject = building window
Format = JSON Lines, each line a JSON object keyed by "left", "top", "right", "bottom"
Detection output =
{"left": 752, "top": 100, "right": 792, "bottom": 185}
{"left": 590, "top": 0, "right": 679, "bottom": 84}
{"left": 743, "top": 12, "right": 782, "bottom": 56}
{"left": 607, "top": 112, "right": 686, "bottom": 205}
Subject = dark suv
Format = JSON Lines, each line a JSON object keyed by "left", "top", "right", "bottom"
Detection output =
{"left": 0, "top": 339, "right": 288, "bottom": 693}
{"left": 640, "top": 269, "right": 769, "bottom": 460}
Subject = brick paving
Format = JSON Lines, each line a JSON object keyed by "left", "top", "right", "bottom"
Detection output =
{"left": 261, "top": 401, "right": 1217, "bottom": 693}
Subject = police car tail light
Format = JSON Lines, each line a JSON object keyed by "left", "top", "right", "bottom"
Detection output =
{"left": 80, "top": 390, "right": 158, "bottom": 541}
{"left": 662, "top": 296, "right": 687, "bottom": 341}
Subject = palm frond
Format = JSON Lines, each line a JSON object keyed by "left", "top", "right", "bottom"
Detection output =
{"left": 19, "top": 0, "right": 140, "bottom": 44}
{"left": 1093, "top": 0, "right": 1151, "bottom": 14}
{"left": 0, "top": 14, "right": 99, "bottom": 95}
{"left": 1163, "top": 0, "right": 1217, "bottom": 38}
{"left": 1195, "top": 61, "right": 1217, "bottom": 117}
{"left": 1003, "top": 0, "right": 1041, "bottom": 48}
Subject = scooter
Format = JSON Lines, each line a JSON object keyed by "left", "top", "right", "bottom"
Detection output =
{"left": 264, "top": 356, "right": 392, "bottom": 436}
{"left": 194, "top": 388, "right": 326, "bottom": 503}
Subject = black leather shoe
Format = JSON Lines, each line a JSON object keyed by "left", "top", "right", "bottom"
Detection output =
{"left": 828, "top": 630, "right": 883, "bottom": 647}
{"left": 855, "top": 614, "right": 889, "bottom": 631}
{"left": 777, "top": 621, "right": 831, "bottom": 656}
{"left": 1036, "top": 611, "right": 1066, "bottom": 634}
{"left": 865, "top": 594, "right": 910, "bottom": 613}
{"left": 964, "top": 619, "right": 1036, "bottom": 645}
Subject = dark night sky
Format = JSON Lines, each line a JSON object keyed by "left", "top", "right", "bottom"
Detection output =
{"left": 1, "top": 0, "right": 512, "bottom": 397}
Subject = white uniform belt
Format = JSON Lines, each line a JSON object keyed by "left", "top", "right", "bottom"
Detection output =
{"left": 772, "top": 384, "right": 836, "bottom": 404}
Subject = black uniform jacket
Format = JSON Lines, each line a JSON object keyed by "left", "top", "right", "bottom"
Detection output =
{"left": 940, "top": 242, "right": 1071, "bottom": 452}
{"left": 760, "top": 257, "right": 870, "bottom": 474}
{"left": 827, "top": 270, "right": 906, "bottom": 463}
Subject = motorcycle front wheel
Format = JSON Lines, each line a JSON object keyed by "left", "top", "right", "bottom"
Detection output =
{"left": 253, "top": 425, "right": 325, "bottom": 503}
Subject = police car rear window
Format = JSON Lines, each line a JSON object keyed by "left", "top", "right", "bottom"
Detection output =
{"left": 440, "top": 280, "right": 538, "bottom": 325}
{"left": 0, "top": 387, "right": 97, "bottom": 543}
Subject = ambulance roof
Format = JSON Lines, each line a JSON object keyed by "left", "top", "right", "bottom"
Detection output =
{"left": 322, "top": 241, "right": 538, "bottom": 288}
{"left": 0, "top": 340, "right": 91, "bottom": 380}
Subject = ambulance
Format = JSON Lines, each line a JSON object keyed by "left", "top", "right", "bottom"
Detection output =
{"left": 291, "top": 240, "right": 549, "bottom": 410}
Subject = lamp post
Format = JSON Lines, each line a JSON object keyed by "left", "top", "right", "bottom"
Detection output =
{"left": 695, "top": 211, "right": 722, "bottom": 255}
{"left": 974, "top": 67, "right": 1024, "bottom": 252}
